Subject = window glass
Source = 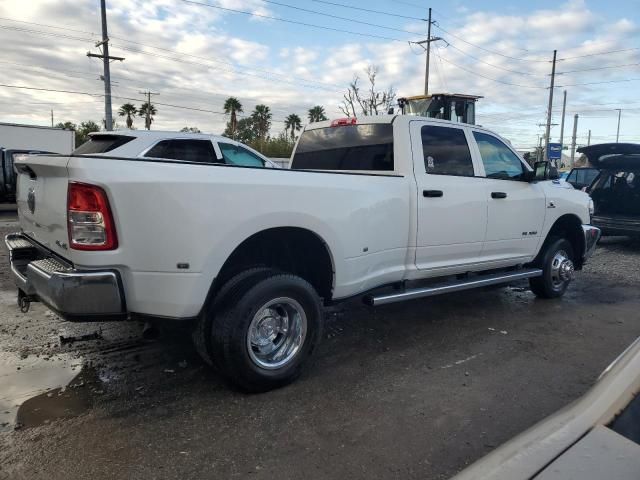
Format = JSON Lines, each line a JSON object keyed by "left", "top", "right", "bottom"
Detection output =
{"left": 219, "top": 143, "right": 265, "bottom": 167}
{"left": 291, "top": 124, "right": 394, "bottom": 171}
{"left": 73, "top": 135, "right": 134, "bottom": 155}
{"left": 145, "top": 139, "right": 217, "bottom": 163}
{"left": 567, "top": 169, "right": 577, "bottom": 183}
{"left": 421, "top": 125, "right": 474, "bottom": 176}
{"left": 474, "top": 132, "right": 525, "bottom": 180}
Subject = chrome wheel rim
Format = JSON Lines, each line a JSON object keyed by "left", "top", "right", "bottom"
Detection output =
{"left": 550, "top": 249, "right": 574, "bottom": 289}
{"left": 246, "top": 297, "right": 307, "bottom": 370}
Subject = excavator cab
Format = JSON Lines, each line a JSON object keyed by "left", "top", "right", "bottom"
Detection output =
{"left": 397, "top": 93, "right": 482, "bottom": 125}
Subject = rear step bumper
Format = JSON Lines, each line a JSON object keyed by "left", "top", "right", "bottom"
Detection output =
{"left": 5, "top": 233, "right": 126, "bottom": 321}
{"left": 364, "top": 269, "right": 543, "bottom": 306}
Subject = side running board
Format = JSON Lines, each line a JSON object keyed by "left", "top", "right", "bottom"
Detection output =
{"left": 363, "top": 269, "right": 543, "bottom": 306}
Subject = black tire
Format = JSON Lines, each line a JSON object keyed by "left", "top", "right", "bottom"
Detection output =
{"left": 192, "top": 268, "right": 275, "bottom": 369}
{"left": 529, "top": 237, "right": 575, "bottom": 299}
{"left": 210, "top": 273, "right": 323, "bottom": 392}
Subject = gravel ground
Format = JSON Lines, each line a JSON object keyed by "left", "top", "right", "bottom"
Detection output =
{"left": 1, "top": 211, "right": 639, "bottom": 480}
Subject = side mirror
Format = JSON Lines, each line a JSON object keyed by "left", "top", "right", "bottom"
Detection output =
{"left": 532, "top": 161, "right": 550, "bottom": 182}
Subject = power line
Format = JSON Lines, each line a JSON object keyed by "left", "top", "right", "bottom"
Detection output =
{"left": 557, "top": 48, "right": 640, "bottom": 61}
{"left": 179, "top": 0, "right": 406, "bottom": 42}
{"left": 439, "top": 40, "right": 543, "bottom": 76}
{"left": 259, "top": 0, "right": 418, "bottom": 35}
{"left": 556, "top": 62, "right": 640, "bottom": 75}
{"left": 0, "top": 19, "right": 344, "bottom": 92}
{"left": 0, "top": 82, "right": 289, "bottom": 123}
{"left": 435, "top": 55, "right": 547, "bottom": 89}
{"left": 556, "top": 78, "right": 640, "bottom": 87}
{"left": 431, "top": 23, "right": 549, "bottom": 63}
{"left": 310, "top": 0, "right": 425, "bottom": 20}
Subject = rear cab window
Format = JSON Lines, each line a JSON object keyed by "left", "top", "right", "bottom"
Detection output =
{"left": 291, "top": 123, "right": 394, "bottom": 172}
{"left": 73, "top": 135, "right": 135, "bottom": 155}
{"left": 421, "top": 125, "right": 474, "bottom": 176}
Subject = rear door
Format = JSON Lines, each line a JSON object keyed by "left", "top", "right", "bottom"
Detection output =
{"left": 470, "top": 130, "right": 546, "bottom": 262}
{"left": 14, "top": 154, "right": 71, "bottom": 257}
{"left": 411, "top": 121, "right": 488, "bottom": 271}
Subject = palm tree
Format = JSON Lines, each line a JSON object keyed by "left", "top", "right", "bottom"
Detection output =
{"left": 284, "top": 113, "right": 302, "bottom": 140}
{"left": 139, "top": 102, "right": 157, "bottom": 130}
{"left": 308, "top": 105, "right": 328, "bottom": 123}
{"left": 118, "top": 103, "right": 138, "bottom": 129}
{"left": 250, "top": 104, "right": 272, "bottom": 148}
{"left": 223, "top": 97, "right": 243, "bottom": 139}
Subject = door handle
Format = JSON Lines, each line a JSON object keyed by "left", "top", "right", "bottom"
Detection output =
{"left": 423, "top": 190, "right": 443, "bottom": 198}
{"left": 491, "top": 192, "right": 507, "bottom": 199}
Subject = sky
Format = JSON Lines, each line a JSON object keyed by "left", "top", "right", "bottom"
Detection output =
{"left": 0, "top": 0, "right": 638, "bottom": 150}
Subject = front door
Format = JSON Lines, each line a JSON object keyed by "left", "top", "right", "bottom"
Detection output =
{"left": 470, "top": 130, "right": 546, "bottom": 262}
{"left": 411, "top": 122, "right": 488, "bottom": 271}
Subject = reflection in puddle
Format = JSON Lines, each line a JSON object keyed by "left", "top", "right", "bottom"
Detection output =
{"left": 0, "top": 351, "right": 99, "bottom": 431}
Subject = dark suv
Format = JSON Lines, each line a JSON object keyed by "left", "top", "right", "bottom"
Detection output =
{"left": 580, "top": 143, "right": 640, "bottom": 237}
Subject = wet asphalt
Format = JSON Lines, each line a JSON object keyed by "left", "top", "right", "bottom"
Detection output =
{"left": 1, "top": 207, "right": 640, "bottom": 480}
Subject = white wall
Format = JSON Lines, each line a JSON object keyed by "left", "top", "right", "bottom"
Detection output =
{"left": 0, "top": 123, "right": 75, "bottom": 154}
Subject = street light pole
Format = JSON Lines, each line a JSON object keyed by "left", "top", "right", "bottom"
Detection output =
{"left": 615, "top": 109, "right": 622, "bottom": 143}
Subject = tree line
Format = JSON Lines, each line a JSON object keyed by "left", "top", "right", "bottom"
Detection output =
{"left": 58, "top": 64, "right": 391, "bottom": 154}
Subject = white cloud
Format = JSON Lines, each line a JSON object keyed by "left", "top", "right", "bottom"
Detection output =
{"left": 0, "top": 0, "right": 637, "bottom": 147}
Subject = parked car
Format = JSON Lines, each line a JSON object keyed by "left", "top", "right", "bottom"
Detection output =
{"left": 6, "top": 116, "right": 600, "bottom": 391}
{"left": 452, "top": 336, "right": 640, "bottom": 480}
{"left": 1, "top": 148, "right": 55, "bottom": 203}
{"left": 564, "top": 166, "right": 600, "bottom": 190}
{"left": 72, "top": 130, "right": 280, "bottom": 168}
{"left": 580, "top": 143, "right": 640, "bottom": 237}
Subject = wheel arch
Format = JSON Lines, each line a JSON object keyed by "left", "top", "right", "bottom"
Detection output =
{"left": 211, "top": 226, "right": 335, "bottom": 303}
{"left": 537, "top": 214, "right": 586, "bottom": 269}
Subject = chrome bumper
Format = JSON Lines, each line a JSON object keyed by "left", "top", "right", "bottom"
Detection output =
{"left": 5, "top": 233, "right": 126, "bottom": 321}
{"left": 582, "top": 225, "right": 601, "bottom": 262}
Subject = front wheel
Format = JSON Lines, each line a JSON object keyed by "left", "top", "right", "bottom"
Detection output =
{"left": 529, "top": 238, "right": 575, "bottom": 299}
{"left": 209, "top": 273, "right": 323, "bottom": 392}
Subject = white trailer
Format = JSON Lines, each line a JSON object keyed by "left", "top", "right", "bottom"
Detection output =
{"left": 0, "top": 122, "right": 75, "bottom": 154}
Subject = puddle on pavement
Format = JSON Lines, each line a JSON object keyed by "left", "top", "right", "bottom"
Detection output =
{"left": 0, "top": 351, "right": 102, "bottom": 431}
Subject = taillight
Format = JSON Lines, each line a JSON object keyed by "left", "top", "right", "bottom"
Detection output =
{"left": 67, "top": 182, "right": 118, "bottom": 250}
{"left": 330, "top": 117, "right": 357, "bottom": 127}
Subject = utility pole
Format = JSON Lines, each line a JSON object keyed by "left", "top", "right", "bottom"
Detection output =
{"left": 559, "top": 90, "right": 567, "bottom": 146}
{"left": 414, "top": 8, "right": 441, "bottom": 95}
{"left": 615, "top": 108, "right": 622, "bottom": 143}
{"left": 51, "top": 109, "right": 54, "bottom": 128}
{"left": 543, "top": 50, "right": 557, "bottom": 164}
{"left": 587, "top": 129, "right": 591, "bottom": 146}
{"left": 139, "top": 90, "right": 159, "bottom": 130}
{"left": 570, "top": 114, "right": 578, "bottom": 167}
{"left": 87, "top": 0, "right": 124, "bottom": 131}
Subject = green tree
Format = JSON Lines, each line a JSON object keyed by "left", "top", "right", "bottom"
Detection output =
{"left": 251, "top": 104, "right": 272, "bottom": 148}
{"left": 224, "top": 117, "right": 258, "bottom": 144}
{"left": 180, "top": 127, "right": 201, "bottom": 133}
{"left": 223, "top": 97, "right": 243, "bottom": 139}
{"left": 139, "top": 102, "right": 157, "bottom": 130}
{"left": 76, "top": 121, "right": 100, "bottom": 147}
{"left": 308, "top": 105, "right": 328, "bottom": 123}
{"left": 55, "top": 121, "right": 76, "bottom": 131}
{"left": 284, "top": 113, "right": 302, "bottom": 140}
{"left": 118, "top": 103, "right": 138, "bottom": 129}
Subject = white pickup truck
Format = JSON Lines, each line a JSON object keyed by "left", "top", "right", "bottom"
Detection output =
{"left": 6, "top": 117, "right": 600, "bottom": 391}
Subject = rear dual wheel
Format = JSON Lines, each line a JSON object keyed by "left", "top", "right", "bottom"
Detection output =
{"left": 193, "top": 270, "right": 323, "bottom": 392}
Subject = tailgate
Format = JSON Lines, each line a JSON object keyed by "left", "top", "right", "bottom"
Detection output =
{"left": 14, "top": 154, "right": 70, "bottom": 258}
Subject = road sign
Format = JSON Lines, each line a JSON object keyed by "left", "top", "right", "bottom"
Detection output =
{"left": 548, "top": 143, "right": 562, "bottom": 161}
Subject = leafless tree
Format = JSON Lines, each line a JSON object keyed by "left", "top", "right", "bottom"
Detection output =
{"left": 339, "top": 65, "right": 396, "bottom": 117}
